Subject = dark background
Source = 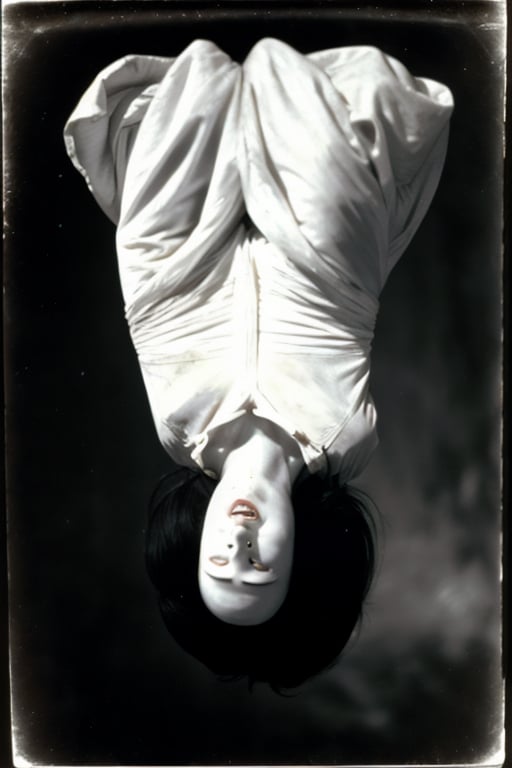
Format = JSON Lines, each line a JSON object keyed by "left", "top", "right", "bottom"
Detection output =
{"left": 3, "top": 1, "right": 505, "bottom": 765}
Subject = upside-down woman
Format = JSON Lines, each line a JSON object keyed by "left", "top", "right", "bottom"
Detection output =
{"left": 64, "top": 38, "right": 452, "bottom": 687}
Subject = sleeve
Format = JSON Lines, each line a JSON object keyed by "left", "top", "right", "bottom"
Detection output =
{"left": 310, "top": 46, "right": 454, "bottom": 283}
{"left": 63, "top": 55, "right": 173, "bottom": 223}
{"left": 238, "top": 40, "right": 453, "bottom": 300}
{"left": 65, "top": 43, "right": 243, "bottom": 316}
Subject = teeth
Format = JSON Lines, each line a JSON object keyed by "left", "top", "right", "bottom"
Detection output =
{"left": 232, "top": 504, "right": 256, "bottom": 515}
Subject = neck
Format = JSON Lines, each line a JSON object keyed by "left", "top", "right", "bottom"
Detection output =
{"left": 213, "top": 414, "right": 304, "bottom": 487}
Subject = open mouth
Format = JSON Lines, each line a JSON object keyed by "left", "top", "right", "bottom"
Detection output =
{"left": 228, "top": 499, "right": 259, "bottom": 520}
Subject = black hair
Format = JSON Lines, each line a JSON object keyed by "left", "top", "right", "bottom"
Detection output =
{"left": 145, "top": 465, "right": 376, "bottom": 691}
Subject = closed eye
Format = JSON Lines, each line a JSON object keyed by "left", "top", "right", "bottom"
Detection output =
{"left": 249, "top": 558, "right": 270, "bottom": 572}
{"left": 209, "top": 556, "right": 228, "bottom": 566}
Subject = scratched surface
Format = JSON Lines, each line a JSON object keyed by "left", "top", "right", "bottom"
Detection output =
{"left": 3, "top": 3, "right": 505, "bottom": 765}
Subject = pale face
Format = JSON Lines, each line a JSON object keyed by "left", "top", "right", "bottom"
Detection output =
{"left": 198, "top": 476, "right": 294, "bottom": 625}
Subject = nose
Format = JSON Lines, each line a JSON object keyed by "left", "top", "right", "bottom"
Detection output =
{"left": 226, "top": 525, "right": 254, "bottom": 562}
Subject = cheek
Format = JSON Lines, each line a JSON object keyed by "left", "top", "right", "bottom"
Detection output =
{"left": 260, "top": 511, "right": 294, "bottom": 554}
{"left": 199, "top": 522, "right": 219, "bottom": 565}
{"left": 259, "top": 530, "right": 293, "bottom": 568}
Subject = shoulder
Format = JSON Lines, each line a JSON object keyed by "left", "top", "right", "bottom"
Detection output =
{"left": 325, "top": 401, "right": 379, "bottom": 484}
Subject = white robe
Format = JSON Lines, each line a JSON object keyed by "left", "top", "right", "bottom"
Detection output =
{"left": 64, "top": 38, "right": 453, "bottom": 481}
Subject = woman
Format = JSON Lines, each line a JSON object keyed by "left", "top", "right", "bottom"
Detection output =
{"left": 64, "top": 38, "right": 453, "bottom": 686}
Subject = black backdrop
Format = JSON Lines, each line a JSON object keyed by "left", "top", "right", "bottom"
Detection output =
{"left": 3, "top": 2, "right": 505, "bottom": 765}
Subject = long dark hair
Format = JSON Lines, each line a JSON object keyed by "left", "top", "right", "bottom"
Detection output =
{"left": 145, "top": 465, "right": 376, "bottom": 690}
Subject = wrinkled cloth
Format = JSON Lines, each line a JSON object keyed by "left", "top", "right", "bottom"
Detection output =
{"left": 64, "top": 38, "right": 453, "bottom": 480}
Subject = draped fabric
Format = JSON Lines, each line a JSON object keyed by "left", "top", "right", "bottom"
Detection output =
{"left": 64, "top": 38, "right": 453, "bottom": 480}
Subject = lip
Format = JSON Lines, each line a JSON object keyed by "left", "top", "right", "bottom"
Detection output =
{"left": 228, "top": 499, "right": 259, "bottom": 521}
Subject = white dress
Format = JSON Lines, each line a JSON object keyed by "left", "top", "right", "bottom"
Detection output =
{"left": 64, "top": 38, "right": 453, "bottom": 481}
